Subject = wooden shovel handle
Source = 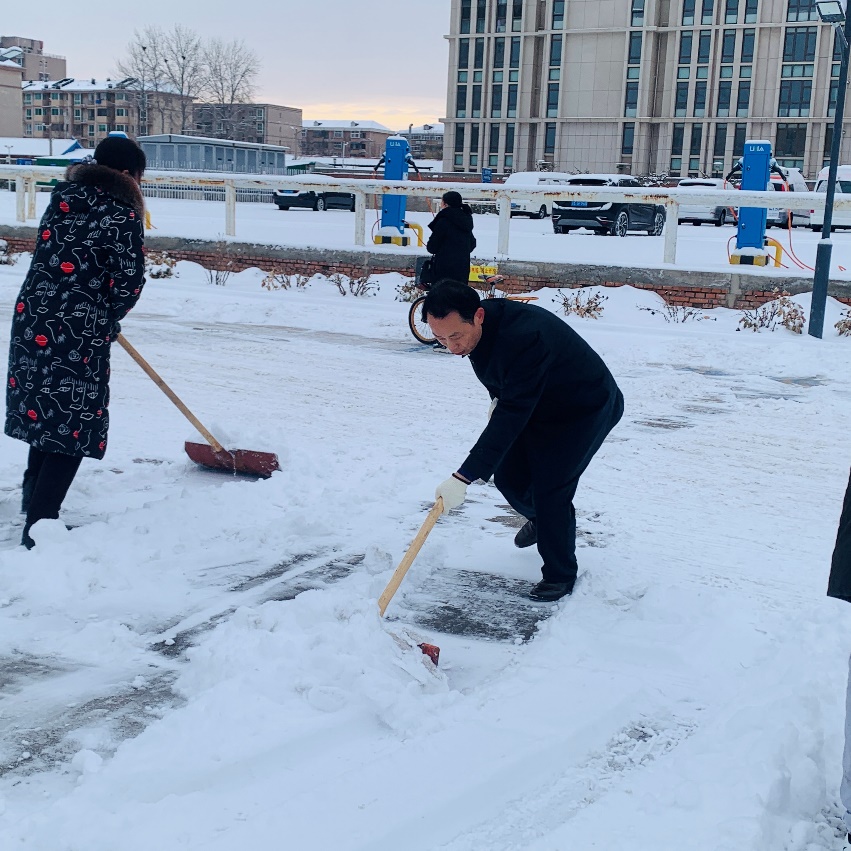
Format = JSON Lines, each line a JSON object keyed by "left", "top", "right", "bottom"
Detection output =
{"left": 378, "top": 498, "right": 444, "bottom": 617}
{"left": 116, "top": 333, "right": 225, "bottom": 454}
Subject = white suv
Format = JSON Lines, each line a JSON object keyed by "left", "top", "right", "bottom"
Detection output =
{"left": 499, "top": 171, "right": 574, "bottom": 218}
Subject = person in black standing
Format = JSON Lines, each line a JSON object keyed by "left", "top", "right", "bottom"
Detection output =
{"left": 425, "top": 190, "right": 477, "bottom": 287}
{"left": 423, "top": 282, "right": 623, "bottom": 602}
{"left": 827, "top": 471, "right": 851, "bottom": 841}
{"left": 5, "top": 136, "right": 148, "bottom": 548}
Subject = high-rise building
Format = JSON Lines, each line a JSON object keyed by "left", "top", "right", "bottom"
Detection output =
{"left": 443, "top": 0, "right": 850, "bottom": 179}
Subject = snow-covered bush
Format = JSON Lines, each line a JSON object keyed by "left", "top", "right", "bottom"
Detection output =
{"left": 0, "top": 238, "right": 19, "bottom": 266}
{"left": 557, "top": 287, "right": 607, "bottom": 319}
{"left": 738, "top": 290, "right": 805, "bottom": 334}
{"left": 327, "top": 271, "right": 378, "bottom": 297}
{"left": 835, "top": 310, "right": 851, "bottom": 337}
{"left": 638, "top": 302, "right": 714, "bottom": 323}
{"left": 144, "top": 250, "right": 177, "bottom": 279}
{"left": 261, "top": 270, "right": 309, "bottom": 291}
{"left": 395, "top": 278, "right": 421, "bottom": 302}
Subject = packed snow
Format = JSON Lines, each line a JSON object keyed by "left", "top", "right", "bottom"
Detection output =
{"left": 0, "top": 244, "right": 849, "bottom": 849}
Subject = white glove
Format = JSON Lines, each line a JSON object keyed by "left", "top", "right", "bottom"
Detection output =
{"left": 435, "top": 474, "right": 468, "bottom": 514}
{"left": 488, "top": 397, "right": 498, "bottom": 419}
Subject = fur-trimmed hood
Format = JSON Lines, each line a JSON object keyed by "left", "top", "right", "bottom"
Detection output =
{"left": 64, "top": 162, "right": 145, "bottom": 216}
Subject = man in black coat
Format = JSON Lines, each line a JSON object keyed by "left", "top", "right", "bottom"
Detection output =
{"left": 423, "top": 282, "right": 623, "bottom": 601}
{"left": 5, "top": 136, "right": 147, "bottom": 548}
{"left": 425, "top": 191, "right": 477, "bottom": 285}
{"left": 827, "top": 471, "right": 851, "bottom": 839}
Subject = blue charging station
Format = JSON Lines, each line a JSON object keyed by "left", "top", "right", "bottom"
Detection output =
{"left": 373, "top": 136, "right": 420, "bottom": 246}
{"left": 729, "top": 140, "right": 772, "bottom": 265}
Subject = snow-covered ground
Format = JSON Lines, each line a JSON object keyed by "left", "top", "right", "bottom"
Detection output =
{"left": 4, "top": 189, "right": 851, "bottom": 279}
{"left": 0, "top": 250, "right": 850, "bottom": 850}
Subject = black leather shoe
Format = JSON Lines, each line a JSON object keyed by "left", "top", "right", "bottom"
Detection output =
{"left": 529, "top": 581, "right": 572, "bottom": 602}
{"left": 514, "top": 519, "right": 537, "bottom": 548}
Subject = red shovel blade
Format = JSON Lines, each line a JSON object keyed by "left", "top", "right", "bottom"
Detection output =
{"left": 184, "top": 441, "right": 280, "bottom": 478}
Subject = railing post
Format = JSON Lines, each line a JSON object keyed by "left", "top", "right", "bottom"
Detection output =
{"left": 354, "top": 191, "right": 366, "bottom": 246}
{"left": 663, "top": 199, "right": 678, "bottom": 264}
{"left": 16, "top": 175, "right": 25, "bottom": 222}
{"left": 27, "top": 177, "right": 37, "bottom": 220}
{"left": 497, "top": 192, "right": 511, "bottom": 256}
{"left": 225, "top": 182, "right": 236, "bottom": 236}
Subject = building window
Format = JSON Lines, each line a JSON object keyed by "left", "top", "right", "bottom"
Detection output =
{"left": 698, "top": 31, "right": 712, "bottom": 63}
{"left": 725, "top": 0, "right": 739, "bottom": 21}
{"left": 690, "top": 123, "right": 703, "bottom": 156}
{"left": 679, "top": 32, "right": 693, "bottom": 64}
{"left": 776, "top": 122, "right": 806, "bottom": 160}
{"left": 714, "top": 123, "right": 728, "bottom": 164}
{"left": 741, "top": 29, "right": 755, "bottom": 62}
{"left": 552, "top": 0, "right": 565, "bottom": 27}
{"left": 702, "top": 0, "right": 715, "bottom": 24}
{"left": 628, "top": 32, "right": 642, "bottom": 65}
{"left": 470, "top": 122, "right": 480, "bottom": 154}
{"left": 351, "top": 130, "right": 362, "bottom": 138}
{"left": 544, "top": 122, "right": 556, "bottom": 155}
{"left": 830, "top": 79, "right": 839, "bottom": 116}
{"left": 778, "top": 79, "right": 811, "bottom": 116}
{"left": 461, "top": 0, "right": 472, "bottom": 33}
{"left": 683, "top": 0, "right": 696, "bottom": 24}
{"left": 733, "top": 122, "right": 747, "bottom": 156}
{"left": 721, "top": 30, "right": 736, "bottom": 62}
{"left": 672, "top": 122, "right": 686, "bottom": 155}
{"left": 456, "top": 85, "right": 467, "bottom": 118}
{"left": 694, "top": 81, "right": 707, "bottom": 116}
{"left": 744, "top": 0, "right": 758, "bottom": 21}
{"left": 509, "top": 36, "right": 521, "bottom": 67}
{"left": 507, "top": 83, "right": 518, "bottom": 117}
{"left": 622, "top": 122, "right": 635, "bottom": 155}
{"left": 547, "top": 83, "right": 560, "bottom": 116}
{"left": 496, "top": 0, "right": 507, "bottom": 31}
{"left": 474, "top": 38, "right": 484, "bottom": 68}
{"left": 625, "top": 81, "right": 639, "bottom": 116}
{"left": 512, "top": 0, "right": 523, "bottom": 31}
{"left": 489, "top": 124, "right": 500, "bottom": 154}
{"left": 116, "top": 108, "right": 127, "bottom": 117}
{"left": 98, "top": 124, "right": 107, "bottom": 133}
{"left": 717, "top": 80, "right": 732, "bottom": 115}
{"left": 115, "top": 124, "right": 127, "bottom": 132}
{"left": 455, "top": 124, "right": 465, "bottom": 152}
{"left": 492, "top": 84, "right": 503, "bottom": 117}
{"left": 631, "top": 0, "right": 645, "bottom": 25}
{"left": 550, "top": 34, "right": 563, "bottom": 66}
{"left": 459, "top": 38, "right": 470, "bottom": 68}
{"left": 784, "top": 27, "right": 817, "bottom": 62}
{"left": 472, "top": 85, "right": 482, "bottom": 117}
{"left": 675, "top": 82, "right": 689, "bottom": 116}
{"left": 506, "top": 122, "right": 515, "bottom": 153}
{"left": 736, "top": 81, "right": 751, "bottom": 116}
{"left": 494, "top": 38, "right": 505, "bottom": 67}
{"left": 824, "top": 124, "right": 834, "bottom": 167}
{"left": 787, "top": 0, "right": 817, "bottom": 21}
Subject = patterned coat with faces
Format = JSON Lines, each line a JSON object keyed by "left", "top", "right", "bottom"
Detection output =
{"left": 5, "top": 163, "right": 146, "bottom": 459}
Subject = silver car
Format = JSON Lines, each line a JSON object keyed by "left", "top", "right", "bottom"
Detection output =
{"left": 677, "top": 178, "right": 730, "bottom": 227}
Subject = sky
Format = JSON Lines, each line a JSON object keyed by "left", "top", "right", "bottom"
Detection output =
{"left": 3, "top": 0, "right": 452, "bottom": 131}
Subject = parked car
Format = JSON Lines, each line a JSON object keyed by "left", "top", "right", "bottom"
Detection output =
{"left": 766, "top": 167, "right": 810, "bottom": 228}
{"left": 273, "top": 188, "right": 356, "bottom": 211}
{"left": 551, "top": 174, "right": 666, "bottom": 236}
{"left": 809, "top": 164, "right": 851, "bottom": 231}
{"left": 676, "top": 178, "right": 729, "bottom": 227}
{"left": 499, "top": 171, "right": 574, "bottom": 218}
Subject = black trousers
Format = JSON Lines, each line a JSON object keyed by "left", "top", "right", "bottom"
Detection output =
{"left": 493, "top": 390, "right": 624, "bottom": 586}
{"left": 23, "top": 446, "right": 83, "bottom": 528}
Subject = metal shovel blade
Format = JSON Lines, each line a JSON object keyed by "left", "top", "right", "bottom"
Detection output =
{"left": 184, "top": 441, "right": 280, "bottom": 478}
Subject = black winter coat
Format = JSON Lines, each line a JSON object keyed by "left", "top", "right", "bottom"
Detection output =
{"left": 828, "top": 469, "right": 851, "bottom": 602}
{"left": 426, "top": 205, "right": 477, "bottom": 285}
{"left": 5, "top": 163, "right": 146, "bottom": 460}
{"left": 457, "top": 299, "right": 622, "bottom": 483}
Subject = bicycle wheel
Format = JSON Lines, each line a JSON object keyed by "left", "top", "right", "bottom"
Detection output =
{"left": 408, "top": 296, "right": 437, "bottom": 345}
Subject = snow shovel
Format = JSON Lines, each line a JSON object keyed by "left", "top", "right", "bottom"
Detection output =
{"left": 116, "top": 333, "right": 280, "bottom": 478}
{"left": 378, "top": 498, "right": 443, "bottom": 663}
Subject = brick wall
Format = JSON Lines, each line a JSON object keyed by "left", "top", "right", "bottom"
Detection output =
{"left": 4, "top": 229, "right": 851, "bottom": 310}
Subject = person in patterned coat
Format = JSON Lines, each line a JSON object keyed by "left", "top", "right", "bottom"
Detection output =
{"left": 5, "top": 136, "right": 147, "bottom": 548}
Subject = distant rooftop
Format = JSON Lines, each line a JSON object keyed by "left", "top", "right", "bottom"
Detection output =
{"left": 22, "top": 78, "right": 185, "bottom": 96}
{"left": 303, "top": 119, "right": 393, "bottom": 133}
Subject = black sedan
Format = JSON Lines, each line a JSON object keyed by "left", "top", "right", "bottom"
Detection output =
{"left": 273, "top": 189, "right": 356, "bottom": 211}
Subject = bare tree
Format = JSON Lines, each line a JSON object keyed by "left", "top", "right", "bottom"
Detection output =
{"left": 160, "top": 25, "right": 204, "bottom": 133}
{"left": 117, "top": 28, "right": 168, "bottom": 136}
{"left": 200, "top": 38, "right": 260, "bottom": 140}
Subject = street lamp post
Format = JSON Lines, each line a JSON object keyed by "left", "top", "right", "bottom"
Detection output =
{"left": 810, "top": 0, "right": 851, "bottom": 338}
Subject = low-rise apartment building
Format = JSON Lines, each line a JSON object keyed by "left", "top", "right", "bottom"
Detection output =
{"left": 194, "top": 102, "right": 302, "bottom": 153}
{"left": 301, "top": 120, "right": 393, "bottom": 159}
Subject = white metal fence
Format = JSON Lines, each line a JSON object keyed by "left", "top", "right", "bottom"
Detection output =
{"left": 2, "top": 164, "right": 849, "bottom": 265}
